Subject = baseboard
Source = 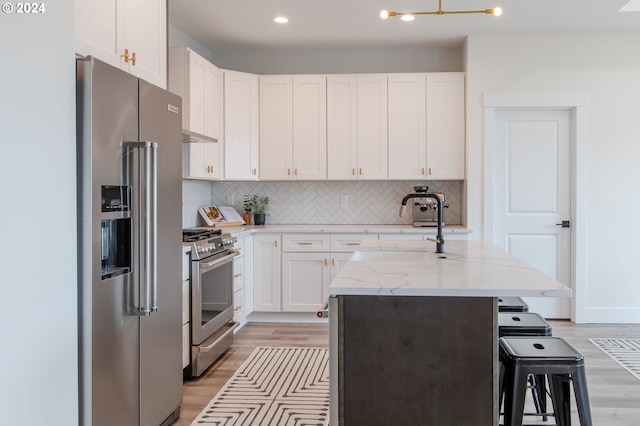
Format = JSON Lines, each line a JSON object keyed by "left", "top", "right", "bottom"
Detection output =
{"left": 247, "top": 312, "right": 329, "bottom": 324}
{"left": 583, "top": 307, "right": 640, "bottom": 324}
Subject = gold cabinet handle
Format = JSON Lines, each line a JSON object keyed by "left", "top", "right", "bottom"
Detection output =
{"left": 428, "top": 167, "right": 432, "bottom": 175}
{"left": 331, "top": 258, "right": 335, "bottom": 266}
{"left": 120, "top": 48, "right": 130, "bottom": 63}
{"left": 351, "top": 168, "right": 355, "bottom": 175}
{"left": 294, "top": 168, "right": 298, "bottom": 176}
{"left": 252, "top": 168, "right": 257, "bottom": 175}
{"left": 233, "top": 273, "right": 242, "bottom": 278}
{"left": 421, "top": 167, "right": 425, "bottom": 175}
{"left": 298, "top": 242, "right": 313, "bottom": 245}
{"left": 274, "top": 240, "right": 278, "bottom": 248}
{"left": 346, "top": 242, "right": 361, "bottom": 246}
{"left": 324, "top": 258, "right": 328, "bottom": 266}
{"left": 359, "top": 168, "right": 363, "bottom": 175}
{"left": 287, "top": 168, "right": 291, "bottom": 176}
{"left": 131, "top": 51, "right": 136, "bottom": 66}
{"left": 234, "top": 306, "right": 241, "bottom": 311}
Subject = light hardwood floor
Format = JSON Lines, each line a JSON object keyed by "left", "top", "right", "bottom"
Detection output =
{"left": 175, "top": 321, "right": 640, "bottom": 426}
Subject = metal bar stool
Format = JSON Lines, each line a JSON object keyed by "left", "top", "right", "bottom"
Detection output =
{"left": 498, "top": 296, "right": 529, "bottom": 313}
{"left": 499, "top": 336, "right": 593, "bottom": 426}
{"left": 498, "top": 312, "right": 552, "bottom": 420}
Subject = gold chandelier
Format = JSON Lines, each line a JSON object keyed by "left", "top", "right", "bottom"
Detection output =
{"left": 380, "top": 0, "right": 502, "bottom": 20}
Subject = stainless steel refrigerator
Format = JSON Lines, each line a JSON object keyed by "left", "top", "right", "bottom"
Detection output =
{"left": 77, "top": 57, "right": 183, "bottom": 426}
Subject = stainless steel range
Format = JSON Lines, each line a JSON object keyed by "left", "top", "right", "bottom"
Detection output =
{"left": 183, "top": 228, "right": 238, "bottom": 377}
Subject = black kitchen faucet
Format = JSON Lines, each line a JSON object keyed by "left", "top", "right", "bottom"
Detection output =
{"left": 399, "top": 193, "right": 445, "bottom": 253}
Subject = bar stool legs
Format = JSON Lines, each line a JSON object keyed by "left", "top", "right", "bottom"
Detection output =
{"left": 549, "top": 369, "right": 593, "bottom": 426}
{"left": 499, "top": 337, "right": 593, "bottom": 426}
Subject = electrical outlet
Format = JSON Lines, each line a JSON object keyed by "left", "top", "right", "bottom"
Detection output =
{"left": 227, "top": 194, "right": 235, "bottom": 205}
{"left": 340, "top": 195, "right": 348, "bottom": 208}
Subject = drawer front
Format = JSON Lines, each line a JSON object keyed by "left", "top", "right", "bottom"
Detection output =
{"left": 282, "top": 234, "right": 331, "bottom": 252}
{"left": 233, "top": 256, "right": 245, "bottom": 292}
{"left": 331, "top": 233, "right": 379, "bottom": 252}
{"left": 182, "top": 251, "right": 190, "bottom": 281}
{"left": 233, "top": 288, "right": 245, "bottom": 322}
{"left": 234, "top": 236, "right": 245, "bottom": 257}
{"left": 182, "top": 280, "right": 190, "bottom": 325}
{"left": 182, "top": 323, "right": 190, "bottom": 369}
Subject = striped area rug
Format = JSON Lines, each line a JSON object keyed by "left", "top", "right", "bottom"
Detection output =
{"left": 589, "top": 338, "right": 640, "bottom": 381}
{"left": 192, "top": 347, "right": 329, "bottom": 425}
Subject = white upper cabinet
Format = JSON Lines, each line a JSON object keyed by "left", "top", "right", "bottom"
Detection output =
{"left": 327, "top": 75, "right": 358, "bottom": 180}
{"left": 169, "top": 47, "right": 223, "bottom": 179}
{"left": 426, "top": 72, "right": 466, "bottom": 180}
{"left": 259, "top": 76, "right": 293, "bottom": 180}
{"left": 75, "top": 0, "right": 166, "bottom": 88}
{"left": 327, "top": 75, "right": 388, "bottom": 180}
{"left": 388, "top": 74, "right": 427, "bottom": 180}
{"left": 292, "top": 76, "right": 327, "bottom": 180}
{"left": 224, "top": 70, "right": 259, "bottom": 180}
{"left": 356, "top": 75, "right": 388, "bottom": 179}
{"left": 259, "top": 75, "right": 327, "bottom": 180}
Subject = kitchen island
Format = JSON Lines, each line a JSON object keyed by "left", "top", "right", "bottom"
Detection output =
{"left": 328, "top": 240, "right": 571, "bottom": 426}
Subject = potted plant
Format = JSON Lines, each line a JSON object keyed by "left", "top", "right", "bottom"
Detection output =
{"left": 243, "top": 194, "right": 269, "bottom": 225}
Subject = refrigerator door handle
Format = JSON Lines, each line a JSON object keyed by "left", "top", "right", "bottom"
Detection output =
{"left": 124, "top": 141, "right": 158, "bottom": 316}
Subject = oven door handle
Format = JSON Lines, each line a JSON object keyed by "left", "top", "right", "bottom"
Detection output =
{"left": 199, "top": 252, "right": 237, "bottom": 271}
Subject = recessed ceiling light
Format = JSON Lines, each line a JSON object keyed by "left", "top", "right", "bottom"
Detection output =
{"left": 274, "top": 16, "right": 289, "bottom": 24}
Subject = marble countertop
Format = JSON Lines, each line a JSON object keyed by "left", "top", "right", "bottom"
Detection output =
{"left": 329, "top": 240, "right": 572, "bottom": 298}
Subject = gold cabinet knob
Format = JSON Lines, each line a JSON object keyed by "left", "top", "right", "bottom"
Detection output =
{"left": 131, "top": 51, "right": 136, "bottom": 66}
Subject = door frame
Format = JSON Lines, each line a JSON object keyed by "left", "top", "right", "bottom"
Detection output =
{"left": 482, "top": 92, "right": 589, "bottom": 323}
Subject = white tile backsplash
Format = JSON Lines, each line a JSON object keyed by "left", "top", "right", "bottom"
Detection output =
{"left": 182, "top": 180, "right": 462, "bottom": 228}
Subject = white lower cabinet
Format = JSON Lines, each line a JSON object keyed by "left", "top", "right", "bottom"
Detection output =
{"left": 280, "top": 233, "right": 379, "bottom": 312}
{"left": 252, "top": 234, "right": 282, "bottom": 312}
{"left": 282, "top": 252, "right": 331, "bottom": 312}
{"left": 233, "top": 249, "right": 246, "bottom": 326}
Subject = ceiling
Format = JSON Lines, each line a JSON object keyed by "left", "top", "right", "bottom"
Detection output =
{"left": 169, "top": 0, "right": 640, "bottom": 51}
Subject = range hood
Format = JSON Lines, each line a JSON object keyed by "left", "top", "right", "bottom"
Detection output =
{"left": 182, "top": 129, "right": 218, "bottom": 144}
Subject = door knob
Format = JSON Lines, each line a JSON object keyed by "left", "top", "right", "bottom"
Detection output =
{"left": 556, "top": 220, "right": 570, "bottom": 228}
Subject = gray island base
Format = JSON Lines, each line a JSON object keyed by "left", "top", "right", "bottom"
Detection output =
{"left": 335, "top": 294, "right": 497, "bottom": 425}
{"left": 328, "top": 240, "right": 571, "bottom": 425}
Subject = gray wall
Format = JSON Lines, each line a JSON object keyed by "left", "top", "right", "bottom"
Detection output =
{"left": 168, "top": 25, "right": 463, "bottom": 74}
{"left": 0, "top": 1, "right": 78, "bottom": 424}
{"left": 209, "top": 46, "right": 463, "bottom": 74}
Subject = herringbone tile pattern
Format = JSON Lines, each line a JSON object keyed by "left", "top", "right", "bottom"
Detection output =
{"left": 182, "top": 180, "right": 462, "bottom": 227}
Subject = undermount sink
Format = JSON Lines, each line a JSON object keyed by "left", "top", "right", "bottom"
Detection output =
{"left": 350, "top": 250, "right": 434, "bottom": 262}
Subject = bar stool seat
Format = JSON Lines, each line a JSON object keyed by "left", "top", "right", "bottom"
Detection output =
{"left": 499, "top": 336, "right": 593, "bottom": 426}
{"left": 498, "top": 296, "right": 529, "bottom": 313}
{"left": 499, "top": 312, "right": 552, "bottom": 337}
{"left": 498, "top": 312, "right": 552, "bottom": 420}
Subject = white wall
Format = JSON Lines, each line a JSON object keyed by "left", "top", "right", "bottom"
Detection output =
{"left": 466, "top": 33, "right": 640, "bottom": 323}
{"left": 0, "top": 2, "right": 78, "bottom": 424}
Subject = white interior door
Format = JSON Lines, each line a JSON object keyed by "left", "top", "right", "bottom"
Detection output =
{"left": 493, "top": 109, "right": 572, "bottom": 318}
